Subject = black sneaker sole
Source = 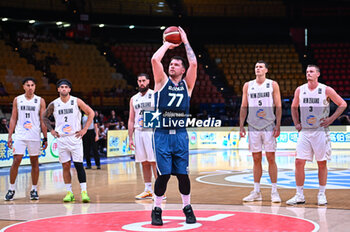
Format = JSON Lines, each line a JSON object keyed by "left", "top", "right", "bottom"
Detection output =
{"left": 151, "top": 221, "right": 163, "bottom": 226}
{"left": 287, "top": 201, "right": 305, "bottom": 205}
{"left": 186, "top": 220, "right": 197, "bottom": 224}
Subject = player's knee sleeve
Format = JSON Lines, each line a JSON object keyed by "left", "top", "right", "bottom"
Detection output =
{"left": 176, "top": 174, "right": 191, "bottom": 195}
{"left": 74, "top": 162, "right": 86, "bottom": 183}
{"left": 154, "top": 174, "right": 170, "bottom": 196}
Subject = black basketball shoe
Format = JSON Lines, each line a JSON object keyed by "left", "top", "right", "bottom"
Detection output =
{"left": 4, "top": 190, "right": 15, "bottom": 201}
{"left": 30, "top": 190, "right": 39, "bottom": 200}
{"left": 151, "top": 207, "right": 163, "bottom": 226}
{"left": 183, "top": 205, "right": 196, "bottom": 224}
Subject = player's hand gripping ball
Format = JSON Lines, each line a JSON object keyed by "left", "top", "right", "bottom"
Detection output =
{"left": 163, "top": 26, "right": 182, "bottom": 44}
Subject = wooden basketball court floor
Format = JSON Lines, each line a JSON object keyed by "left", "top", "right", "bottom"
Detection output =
{"left": 1, "top": 149, "right": 350, "bottom": 231}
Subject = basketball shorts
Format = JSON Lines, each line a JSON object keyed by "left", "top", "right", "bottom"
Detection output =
{"left": 153, "top": 129, "right": 189, "bottom": 175}
{"left": 13, "top": 140, "right": 41, "bottom": 156}
{"left": 248, "top": 123, "right": 277, "bottom": 153}
{"left": 296, "top": 128, "right": 331, "bottom": 161}
{"left": 57, "top": 135, "right": 83, "bottom": 163}
{"left": 134, "top": 129, "right": 155, "bottom": 162}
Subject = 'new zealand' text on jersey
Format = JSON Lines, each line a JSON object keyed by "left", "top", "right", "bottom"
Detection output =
{"left": 154, "top": 78, "right": 190, "bottom": 130}
{"left": 299, "top": 83, "right": 330, "bottom": 129}
{"left": 247, "top": 79, "right": 276, "bottom": 129}
{"left": 15, "top": 94, "right": 42, "bottom": 141}
{"left": 132, "top": 89, "right": 154, "bottom": 129}
{"left": 53, "top": 96, "right": 82, "bottom": 136}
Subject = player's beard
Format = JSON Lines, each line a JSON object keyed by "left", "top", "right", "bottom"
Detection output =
{"left": 60, "top": 91, "right": 69, "bottom": 97}
{"left": 139, "top": 84, "right": 149, "bottom": 93}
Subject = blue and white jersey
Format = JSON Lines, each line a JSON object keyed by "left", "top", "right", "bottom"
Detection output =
{"left": 299, "top": 83, "right": 329, "bottom": 129}
{"left": 132, "top": 89, "right": 154, "bottom": 130}
{"left": 15, "top": 94, "right": 42, "bottom": 141}
{"left": 154, "top": 78, "right": 190, "bottom": 130}
{"left": 53, "top": 96, "right": 82, "bottom": 136}
{"left": 247, "top": 78, "right": 276, "bottom": 129}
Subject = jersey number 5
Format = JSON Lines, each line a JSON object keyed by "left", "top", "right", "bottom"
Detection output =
{"left": 168, "top": 93, "right": 183, "bottom": 107}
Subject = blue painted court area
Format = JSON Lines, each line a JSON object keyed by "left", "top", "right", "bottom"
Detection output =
{"left": 238, "top": 170, "right": 350, "bottom": 189}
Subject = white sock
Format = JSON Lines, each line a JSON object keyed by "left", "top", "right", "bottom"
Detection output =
{"left": 9, "top": 184, "right": 15, "bottom": 191}
{"left": 296, "top": 186, "right": 304, "bottom": 195}
{"left": 154, "top": 195, "right": 163, "bottom": 208}
{"left": 319, "top": 185, "right": 326, "bottom": 193}
{"left": 271, "top": 183, "right": 277, "bottom": 193}
{"left": 144, "top": 182, "right": 152, "bottom": 192}
{"left": 65, "top": 184, "right": 72, "bottom": 192}
{"left": 254, "top": 182, "right": 260, "bottom": 192}
{"left": 31, "top": 185, "right": 37, "bottom": 191}
{"left": 80, "top": 182, "right": 87, "bottom": 192}
{"left": 181, "top": 194, "right": 191, "bottom": 208}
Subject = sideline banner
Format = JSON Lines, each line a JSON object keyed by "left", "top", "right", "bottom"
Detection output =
{"left": 107, "top": 128, "right": 241, "bottom": 157}
{"left": 3, "top": 126, "right": 346, "bottom": 164}
{"left": 237, "top": 126, "right": 350, "bottom": 150}
{"left": 187, "top": 127, "right": 240, "bottom": 150}
{"left": 106, "top": 126, "right": 350, "bottom": 157}
{"left": 0, "top": 133, "right": 59, "bottom": 168}
{"left": 107, "top": 130, "right": 134, "bottom": 157}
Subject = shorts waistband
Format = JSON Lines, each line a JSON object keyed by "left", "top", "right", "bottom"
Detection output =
{"left": 155, "top": 128, "right": 187, "bottom": 134}
{"left": 135, "top": 127, "right": 152, "bottom": 131}
{"left": 301, "top": 127, "right": 328, "bottom": 132}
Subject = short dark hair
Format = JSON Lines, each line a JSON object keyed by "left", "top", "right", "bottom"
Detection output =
{"left": 307, "top": 64, "right": 320, "bottom": 73}
{"left": 170, "top": 56, "right": 188, "bottom": 70}
{"left": 256, "top": 60, "right": 269, "bottom": 69}
{"left": 137, "top": 73, "right": 150, "bottom": 80}
{"left": 22, "top": 77, "right": 36, "bottom": 85}
{"left": 56, "top": 79, "right": 72, "bottom": 88}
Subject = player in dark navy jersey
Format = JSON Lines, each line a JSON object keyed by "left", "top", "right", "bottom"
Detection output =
{"left": 150, "top": 26, "right": 197, "bottom": 226}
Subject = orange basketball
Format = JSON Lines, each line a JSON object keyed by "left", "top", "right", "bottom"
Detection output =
{"left": 163, "top": 26, "right": 182, "bottom": 44}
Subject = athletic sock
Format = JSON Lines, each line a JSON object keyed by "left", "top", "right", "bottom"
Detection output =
{"left": 319, "top": 185, "right": 326, "bottom": 193}
{"left": 154, "top": 195, "right": 163, "bottom": 208}
{"left": 296, "top": 185, "right": 304, "bottom": 195}
{"left": 254, "top": 182, "right": 260, "bottom": 192}
{"left": 145, "top": 182, "right": 152, "bottom": 192}
{"left": 271, "top": 183, "right": 277, "bottom": 193}
{"left": 181, "top": 194, "right": 191, "bottom": 208}
{"left": 65, "top": 184, "right": 72, "bottom": 192}
{"left": 9, "top": 184, "right": 15, "bottom": 191}
{"left": 80, "top": 182, "right": 87, "bottom": 192}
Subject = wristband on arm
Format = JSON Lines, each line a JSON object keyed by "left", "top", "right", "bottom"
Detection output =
{"left": 42, "top": 137, "right": 47, "bottom": 146}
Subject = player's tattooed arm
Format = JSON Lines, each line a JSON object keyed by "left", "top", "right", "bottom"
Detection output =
{"left": 183, "top": 41, "right": 198, "bottom": 94}
{"left": 178, "top": 26, "right": 196, "bottom": 64}
{"left": 184, "top": 43, "right": 196, "bottom": 63}
{"left": 43, "top": 102, "right": 54, "bottom": 132}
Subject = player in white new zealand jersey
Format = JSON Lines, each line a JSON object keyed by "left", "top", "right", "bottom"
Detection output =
{"left": 4, "top": 78, "right": 47, "bottom": 201}
{"left": 240, "top": 61, "right": 282, "bottom": 203}
{"left": 287, "top": 65, "right": 347, "bottom": 206}
{"left": 150, "top": 27, "right": 197, "bottom": 226}
{"left": 128, "top": 73, "right": 157, "bottom": 200}
{"left": 43, "top": 79, "right": 95, "bottom": 203}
